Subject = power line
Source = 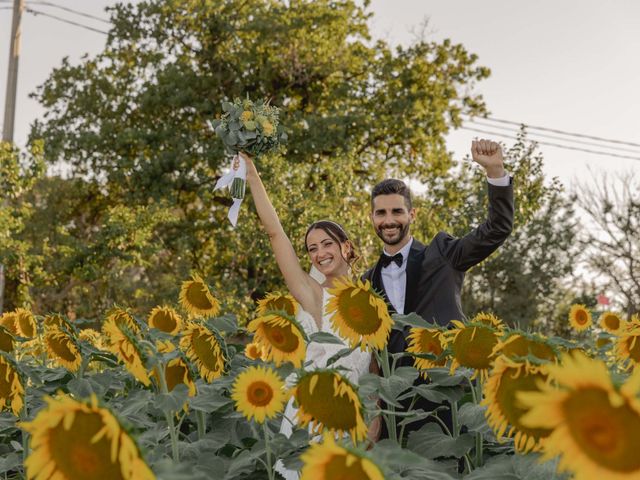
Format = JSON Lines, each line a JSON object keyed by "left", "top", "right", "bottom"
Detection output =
{"left": 464, "top": 114, "right": 640, "bottom": 148}
{"left": 25, "top": 6, "right": 108, "bottom": 34}
{"left": 28, "top": 1, "right": 110, "bottom": 24}
{"left": 466, "top": 118, "right": 640, "bottom": 155}
{"left": 461, "top": 126, "right": 640, "bottom": 162}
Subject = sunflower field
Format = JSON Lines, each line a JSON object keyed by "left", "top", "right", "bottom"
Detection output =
{"left": 0, "top": 274, "right": 638, "bottom": 480}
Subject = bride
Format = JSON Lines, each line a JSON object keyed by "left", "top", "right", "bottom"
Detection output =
{"left": 241, "top": 152, "right": 373, "bottom": 479}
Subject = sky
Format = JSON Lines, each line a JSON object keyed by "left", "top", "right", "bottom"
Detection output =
{"left": 1, "top": 0, "right": 640, "bottom": 190}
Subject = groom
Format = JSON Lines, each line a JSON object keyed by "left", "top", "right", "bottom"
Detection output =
{"left": 363, "top": 138, "right": 514, "bottom": 440}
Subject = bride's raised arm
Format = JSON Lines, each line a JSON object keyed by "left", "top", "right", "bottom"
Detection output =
{"left": 241, "top": 152, "right": 322, "bottom": 316}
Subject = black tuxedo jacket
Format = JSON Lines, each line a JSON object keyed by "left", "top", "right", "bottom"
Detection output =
{"left": 363, "top": 180, "right": 514, "bottom": 356}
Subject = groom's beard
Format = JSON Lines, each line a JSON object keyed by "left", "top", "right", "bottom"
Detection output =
{"left": 375, "top": 222, "right": 410, "bottom": 246}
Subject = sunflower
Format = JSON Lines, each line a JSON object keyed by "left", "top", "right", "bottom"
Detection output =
{"left": 492, "top": 332, "right": 557, "bottom": 363}
{"left": 292, "top": 369, "right": 368, "bottom": 442}
{"left": 482, "top": 356, "right": 552, "bottom": 452}
{"left": 231, "top": 365, "right": 287, "bottom": 423}
{"left": 615, "top": 327, "right": 640, "bottom": 370}
{"left": 0, "top": 325, "right": 14, "bottom": 353}
{"left": 0, "top": 311, "right": 18, "bottom": 335}
{"left": 300, "top": 434, "right": 385, "bottom": 480}
{"left": 569, "top": 304, "right": 592, "bottom": 331}
{"left": 44, "top": 326, "right": 83, "bottom": 372}
{"left": 78, "top": 328, "right": 104, "bottom": 350}
{"left": 518, "top": 351, "right": 640, "bottom": 480}
{"left": 103, "top": 308, "right": 141, "bottom": 337}
{"left": 21, "top": 393, "right": 155, "bottom": 480}
{"left": 248, "top": 313, "right": 306, "bottom": 367}
{"left": 153, "top": 357, "right": 196, "bottom": 397}
{"left": 0, "top": 353, "right": 24, "bottom": 416}
{"left": 244, "top": 342, "right": 264, "bottom": 361}
{"left": 325, "top": 277, "right": 392, "bottom": 351}
{"left": 179, "top": 274, "right": 220, "bottom": 318}
{"left": 179, "top": 322, "right": 225, "bottom": 382}
{"left": 14, "top": 308, "right": 37, "bottom": 338}
{"left": 256, "top": 291, "right": 299, "bottom": 317}
{"left": 470, "top": 312, "right": 505, "bottom": 332}
{"left": 147, "top": 306, "right": 182, "bottom": 335}
{"left": 406, "top": 327, "right": 447, "bottom": 374}
{"left": 445, "top": 320, "right": 501, "bottom": 380}
{"left": 600, "top": 311, "right": 625, "bottom": 334}
{"left": 102, "top": 318, "right": 151, "bottom": 386}
{"left": 43, "top": 313, "right": 74, "bottom": 331}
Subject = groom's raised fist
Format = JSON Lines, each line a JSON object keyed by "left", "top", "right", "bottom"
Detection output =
{"left": 471, "top": 139, "right": 505, "bottom": 178}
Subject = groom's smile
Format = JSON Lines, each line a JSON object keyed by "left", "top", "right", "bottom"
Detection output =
{"left": 371, "top": 193, "right": 415, "bottom": 250}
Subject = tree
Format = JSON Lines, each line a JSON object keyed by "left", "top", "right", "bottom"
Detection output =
{"left": 576, "top": 173, "right": 640, "bottom": 317}
{"left": 409, "top": 130, "right": 580, "bottom": 329}
{"left": 24, "top": 0, "right": 491, "bottom": 320}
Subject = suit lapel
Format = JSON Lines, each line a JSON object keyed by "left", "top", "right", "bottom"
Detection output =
{"left": 403, "top": 239, "right": 424, "bottom": 314}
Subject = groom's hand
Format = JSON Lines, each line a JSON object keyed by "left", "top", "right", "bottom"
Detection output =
{"left": 471, "top": 139, "right": 505, "bottom": 178}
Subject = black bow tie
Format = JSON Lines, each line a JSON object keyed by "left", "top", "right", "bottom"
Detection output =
{"left": 380, "top": 252, "right": 403, "bottom": 268}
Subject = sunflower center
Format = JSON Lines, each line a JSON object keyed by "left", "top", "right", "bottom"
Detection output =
{"left": 627, "top": 336, "right": 640, "bottom": 362}
{"left": 563, "top": 387, "right": 640, "bottom": 472}
{"left": 325, "top": 454, "right": 371, "bottom": 479}
{"left": 296, "top": 373, "right": 360, "bottom": 431}
{"left": 165, "top": 361, "right": 189, "bottom": 392}
{"left": 263, "top": 323, "right": 299, "bottom": 353}
{"left": 49, "top": 411, "right": 125, "bottom": 480}
{"left": 152, "top": 311, "right": 177, "bottom": 333}
{"left": 248, "top": 381, "right": 274, "bottom": 407}
{"left": 0, "top": 328, "right": 13, "bottom": 353}
{"left": 604, "top": 314, "right": 620, "bottom": 330}
{"left": 48, "top": 336, "right": 78, "bottom": 363}
{"left": 452, "top": 327, "right": 498, "bottom": 370}
{"left": 495, "top": 367, "right": 552, "bottom": 440}
{"left": 337, "top": 291, "right": 381, "bottom": 335}
{"left": 186, "top": 283, "right": 214, "bottom": 310}
{"left": 575, "top": 310, "right": 588, "bottom": 325}
{"left": 192, "top": 331, "right": 223, "bottom": 372}
{"left": 18, "top": 314, "right": 35, "bottom": 338}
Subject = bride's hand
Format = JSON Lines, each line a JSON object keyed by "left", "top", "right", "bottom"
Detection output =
{"left": 238, "top": 151, "right": 257, "bottom": 178}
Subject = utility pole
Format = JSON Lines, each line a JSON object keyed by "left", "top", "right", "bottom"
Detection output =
{"left": 3, "top": 0, "right": 24, "bottom": 143}
{"left": 1, "top": 0, "right": 25, "bottom": 314}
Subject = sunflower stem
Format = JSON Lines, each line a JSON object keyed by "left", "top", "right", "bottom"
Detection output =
{"left": 196, "top": 410, "right": 206, "bottom": 440}
{"left": 156, "top": 357, "right": 180, "bottom": 462}
{"left": 474, "top": 378, "right": 484, "bottom": 468}
{"left": 263, "top": 422, "right": 275, "bottom": 480}
{"left": 398, "top": 394, "right": 418, "bottom": 442}
{"left": 378, "top": 347, "right": 399, "bottom": 443}
{"left": 20, "top": 405, "right": 29, "bottom": 469}
{"left": 451, "top": 400, "right": 459, "bottom": 437}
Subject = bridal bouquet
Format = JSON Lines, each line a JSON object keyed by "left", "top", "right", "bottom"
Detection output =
{"left": 210, "top": 97, "right": 287, "bottom": 226}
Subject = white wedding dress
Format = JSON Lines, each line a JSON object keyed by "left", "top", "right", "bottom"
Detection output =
{"left": 274, "top": 289, "right": 372, "bottom": 480}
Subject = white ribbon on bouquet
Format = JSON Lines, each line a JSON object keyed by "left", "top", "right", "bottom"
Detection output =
{"left": 213, "top": 154, "right": 246, "bottom": 227}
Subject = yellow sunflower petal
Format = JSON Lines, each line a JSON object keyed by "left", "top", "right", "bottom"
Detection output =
{"left": 179, "top": 322, "right": 225, "bottom": 382}
{"left": 247, "top": 313, "right": 306, "bottom": 367}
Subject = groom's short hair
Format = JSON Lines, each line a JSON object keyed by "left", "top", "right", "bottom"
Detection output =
{"left": 371, "top": 179, "right": 412, "bottom": 210}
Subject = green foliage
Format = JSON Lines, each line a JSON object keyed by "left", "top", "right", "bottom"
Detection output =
{"left": 24, "top": 0, "right": 491, "bottom": 321}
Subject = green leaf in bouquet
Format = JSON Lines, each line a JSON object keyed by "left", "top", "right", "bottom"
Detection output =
{"left": 244, "top": 120, "right": 256, "bottom": 131}
{"left": 408, "top": 423, "right": 475, "bottom": 459}
{"left": 226, "top": 130, "right": 239, "bottom": 145}
{"left": 229, "top": 120, "right": 241, "bottom": 132}
{"left": 221, "top": 101, "right": 234, "bottom": 113}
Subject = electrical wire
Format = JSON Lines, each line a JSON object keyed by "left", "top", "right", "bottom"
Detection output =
{"left": 28, "top": 0, "right": 110, "bottom": 24}
{"left": 463, "top": 114, "right": 640, "bottom": 148}
{"left": 25, "top": 6, "right": 108, "bottom": 34}
{"left": 466, "top": 118, "right": 640, "bottom": 154}
{"left": 460, "top": 126, "right": 640, "bottom": 161}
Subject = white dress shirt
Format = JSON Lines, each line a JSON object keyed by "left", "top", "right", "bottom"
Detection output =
{"left": 380, "top": 174, "right": 510, "bottom": 314}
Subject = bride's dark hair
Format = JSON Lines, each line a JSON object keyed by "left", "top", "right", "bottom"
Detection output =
{"left": 304, "top": 220, "right": 359, "bottom": 270}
